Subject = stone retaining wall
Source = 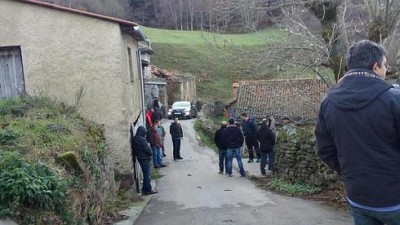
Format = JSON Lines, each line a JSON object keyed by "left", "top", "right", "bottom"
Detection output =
{"left": 275, "top": 124, "right": 342, "bottom": 189}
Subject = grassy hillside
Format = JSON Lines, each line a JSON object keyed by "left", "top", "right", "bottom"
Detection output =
{"left": 0, "top": 97, "right": 113, "bottom": 225}
{"left": 143, "top": 27, "right": 334, "bottom": 102}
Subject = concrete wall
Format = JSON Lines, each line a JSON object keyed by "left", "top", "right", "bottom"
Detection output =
{"left": 0, "top": 0, "right": 143, "bottom": 174}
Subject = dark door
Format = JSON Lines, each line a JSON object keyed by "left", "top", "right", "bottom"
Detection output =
{"left": 0, "top": 47, "right": 25, "bottom": 99}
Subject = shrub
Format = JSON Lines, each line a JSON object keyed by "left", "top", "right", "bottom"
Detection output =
{"left": 0, "top": 151, "right": 67, "bottom": 218}
{"left": 0, "top": 129, "right": 20, "bottom": 145}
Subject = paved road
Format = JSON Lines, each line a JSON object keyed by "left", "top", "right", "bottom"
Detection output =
{"left": 134, "top": 119, "right": 352, "bottom": 225}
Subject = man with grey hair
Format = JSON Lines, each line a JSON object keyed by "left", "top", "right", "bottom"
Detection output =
{"left": 214, "top": 121, "right": 228, "bottom": 174}
{"left": 315, "top": 39, "right": 400, "bottom": 224}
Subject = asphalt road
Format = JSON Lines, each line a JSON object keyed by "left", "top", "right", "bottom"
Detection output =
{"left": 133, "top": 118, "right": 352, "bottom": 225}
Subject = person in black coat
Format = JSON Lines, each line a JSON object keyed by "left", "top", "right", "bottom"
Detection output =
{"left": 316, "top": 40, "right": 400, "bottom": 223}
{"left": 240, "top": 113, "right": 260, "bottom": 163}
{"left": 170, "top": 117, "right": 183, "bottom": 160}
{"left": 256, "top": 118, "right": 276, "bottom": 175}
{"left": 214, "top": 121, "right": 228, "bottom": 174}
{"left": 131, "top": 126, "right": 157, "bottom": 195}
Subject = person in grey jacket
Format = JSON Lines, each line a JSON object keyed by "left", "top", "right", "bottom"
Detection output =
{"left": 131, "top": 126, "right": 157, "bottom": 195}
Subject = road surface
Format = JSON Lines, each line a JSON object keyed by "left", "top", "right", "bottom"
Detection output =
{"left": 134, "top": 118, "right": 352, "bottom": 225}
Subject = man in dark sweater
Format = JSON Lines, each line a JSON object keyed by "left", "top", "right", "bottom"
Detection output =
{"left": 214, "top": 121, "right": 228, "bottom": 174}
{"left": 170, "top": 117, "right": 183, "bottom": 160}
{"left": 256, "top": 117, "right": 276, "bottom": 175}
{"left": 222, "top": 118, "right": 245, "bottom": 177}
{"left": 131, "top": 126, "right": 157, "bottom": 195}
{"left": 315, "top": 40, "right": 400, "bottom": 224}
{"left": 240, "top": 113, "right": 260, "bottom": 163}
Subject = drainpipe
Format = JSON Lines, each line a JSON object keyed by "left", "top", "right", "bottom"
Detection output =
{"left": 137, "top": 49, "right": 146, "bottom": 127}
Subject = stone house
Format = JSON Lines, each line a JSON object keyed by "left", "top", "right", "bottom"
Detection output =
{"left": 234, "top": 78, "right": 329, "bottom": 122}
{"left": 0, "top": 0, "right": 147, "bottom": 174}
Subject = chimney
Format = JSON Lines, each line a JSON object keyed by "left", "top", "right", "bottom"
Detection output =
{"left": 232, "top": 82, "right": 239, "bottom": 98}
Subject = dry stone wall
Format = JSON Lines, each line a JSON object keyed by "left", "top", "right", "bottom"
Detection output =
{"left": 275, "top": 124, "right": 342, "bottom": 190}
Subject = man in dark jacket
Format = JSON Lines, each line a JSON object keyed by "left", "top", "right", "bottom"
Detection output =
{"left": 214, "top": 121, "right": 228, "bottom": 174}
{"left": 131, "top": 126, "right": 157, "bottom": 195}
{"left": 170, "top": 117, "right": 183, "bottom": 160}
{"left": 256, "top": 117, "right": 276, "bottom": 175}
{"left": 315, "top": 39, "right": 400, "bottom": 224}
{"left": 222, "top": 118, "right": 246, "bottom": 177}
{"left": 240, "top": 113, "right": 260, "bottom": 163}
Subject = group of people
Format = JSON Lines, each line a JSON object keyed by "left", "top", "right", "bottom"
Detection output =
{"left": 214, "top": 113, "right": 277, "bottom": 177}
{"left": 132, "top": 39, "right": 400, "bottom": 224}
{"left": 131, "top": 101, "right": 184, "bottom": 195}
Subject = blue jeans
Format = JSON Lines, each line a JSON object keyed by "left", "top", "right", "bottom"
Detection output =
{"left": 137, "top": 159, "right": 152, "bottom": 193}
{"left": 226, "top": 148, "right": 245, "bottom": 176}
{"left": 218, "top": 149, "right": 227, "bottom": 173}
{"left": 151, "top": 146, "right": 163, "bottom": 167}
{"left": 349, "top": 204, "right": 400, "bottom": 225}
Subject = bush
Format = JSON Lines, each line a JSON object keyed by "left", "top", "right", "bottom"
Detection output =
{"left": 0, "top": 151, "right": 67, "bottom": 218}
{"left": 0, "top": 129, "right": 20, "bottom": 145}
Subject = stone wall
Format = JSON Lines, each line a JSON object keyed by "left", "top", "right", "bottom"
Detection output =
{"left": 275, "top": 124, "right": 342, "bottom": 189}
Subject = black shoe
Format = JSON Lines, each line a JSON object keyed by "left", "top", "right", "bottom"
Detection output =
{"left": 177, "top": 157, "right": 183, "bottom": 160}
{"left": 143, "top": 190, "right": 158, "bottom": 195}
{"left": 154, "top": 165, "right": 160, "bottom": 168}
{"left": 160, "top": 165, "right": 167, "bottom": 167}
{"left": 218, "top": 171, "right": 223, "bottom": 174}
{"left": 162, "top": 152, "right": 167, "bottom": 157}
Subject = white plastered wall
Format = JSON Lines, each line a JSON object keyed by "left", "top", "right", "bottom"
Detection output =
{"left": 0, "top": 0, "right": 142, "bottom": 174}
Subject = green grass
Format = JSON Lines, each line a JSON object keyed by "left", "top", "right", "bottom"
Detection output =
{"left": 143, "top": 27, "right": 283, "bottom": 45}
{"left": 143, "top": 27, "right": 334, "bottom": 102}
{"left": 267, "top": 176, "right": 321, "bottom": 196}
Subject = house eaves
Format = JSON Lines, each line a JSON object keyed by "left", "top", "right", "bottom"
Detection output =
{"left": 16, "top": 0, "right": 145, "bottom": 41}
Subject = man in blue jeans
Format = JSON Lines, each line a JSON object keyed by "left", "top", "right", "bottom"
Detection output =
{"left": 316, "top": 40, "right": 400, "bottom": 225}
{"left": 130, "top": 126, "right": 157, "bottom": 195}
{"left": 222, "top": 118, "right": 246, "bottom": 177}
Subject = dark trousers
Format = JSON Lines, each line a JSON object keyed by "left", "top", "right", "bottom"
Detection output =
{"left": 137, "top": 159, "right": 152, "bottom": 194}
{"left": 218, "top": 149, "right": 227, "bottom": 173}
{"left": 260, "top": 149, "right": 275, "bottom": 175}
{"left": 245, "top": 136, "right": 260, "bottom": 160}
{"left": 172, "top": 138, "right": 181, "bottom": 159}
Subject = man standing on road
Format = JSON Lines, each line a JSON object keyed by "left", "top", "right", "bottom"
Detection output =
{"left": 240, "top": 113, "right": 260, "bottom": 163}
{"left": 147, "top": 120, "right": 166, "bottom": 168}
{"left": 170, "top": 117, "right": 183, "bottom": 160}
{"left": 256, "top": 117, "right": 276, "bottom": 175}
{"left": 214, "top": 121, "right": 228, "bottom": 174}
{"left": 131, "top": 126, "right": 157, "bottom": 195}
{"left": 315, "top": 39, "right": 400, "bottom": 224}
{"left": 223, "top": 118, "right": 246, "bottom": 177}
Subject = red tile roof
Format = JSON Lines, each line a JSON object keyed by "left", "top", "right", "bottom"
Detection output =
{"left": 236, "top": 78, "right": 329, "bottom": 121}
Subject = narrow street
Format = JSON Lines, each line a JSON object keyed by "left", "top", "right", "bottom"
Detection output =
{"left": 133, "top": 119, "right": 352, "bottom": 225}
